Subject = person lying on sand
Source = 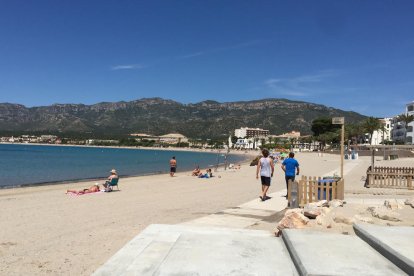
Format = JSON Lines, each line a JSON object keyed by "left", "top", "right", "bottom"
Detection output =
{"left": 229, "top": 164, "right": 241, "bottom": 170}
{"left": 67, "top": 184, "right": 100, "bottom": 195}
{"left": 192, "top": 166, "right": 201, "bottom": 176}
{"left": 198, "top": 169, "right": 213, "bottom": 178}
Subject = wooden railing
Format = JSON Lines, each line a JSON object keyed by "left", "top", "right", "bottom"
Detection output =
{"left": 366, "top": 166, "right": 414, "bottom": 189}
{"left": 288, "top": 176, "right": 344, "bottom": 208}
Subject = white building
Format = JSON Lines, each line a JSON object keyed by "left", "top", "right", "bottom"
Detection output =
{"left": 406, "top": 101, "right": 414, "bottom": 144}
{"left": 234, "top": 127, "right": 269, "bottom": 138}
{"left": 391, "top": 101, "right": 414, "bottom": 145}
{"left": 371, "top": 118, "right": 393, "bottom": 145}
{"left": 233, "top": 138, "right": 262, "bottom": 149}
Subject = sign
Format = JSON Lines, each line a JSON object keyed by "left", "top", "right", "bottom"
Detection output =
{"left": 332, "top": 117, "right": 345, "bottom": 125}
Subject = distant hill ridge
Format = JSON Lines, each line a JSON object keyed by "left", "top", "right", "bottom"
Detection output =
{"left": 0, "top": 98, "right": 366, "bottom": 139}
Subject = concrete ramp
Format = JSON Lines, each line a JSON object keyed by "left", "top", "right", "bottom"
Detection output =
{"left": 282, "top": 229, "right": 406, "bottom": 275}
{"left": 354, "top": 223, "right": 414, "bottom": 275}
{"left": 93, "top": 224, "right": 298, "bottom": 276}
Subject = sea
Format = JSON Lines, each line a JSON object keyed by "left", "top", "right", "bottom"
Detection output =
{"left": 0, "top": 143, "right": 247, "bottom": 188}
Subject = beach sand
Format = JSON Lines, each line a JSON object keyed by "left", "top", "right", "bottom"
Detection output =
{"left": 0, "top": 152, "right": 412, "bottom": 275}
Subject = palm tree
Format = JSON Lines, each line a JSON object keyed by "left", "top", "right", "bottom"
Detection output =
{"left": 362, "top": 117, "right": 382, "bottom": 145}
{"left": 397, "top": 114, "right": 414, "bottom": 144}
{"left": 378, "top": 123, "right": 388, "bottom": 144}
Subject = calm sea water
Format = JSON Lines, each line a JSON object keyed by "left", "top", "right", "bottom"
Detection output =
{"left": 0, "top": 144, "right": 246, "bottom": 188}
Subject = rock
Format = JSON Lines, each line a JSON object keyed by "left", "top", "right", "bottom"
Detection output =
{"left": 354, "top": 214, "right": 374, "bottom": 223}
{"left": 303, "top": 204, "right": 323, "bottom": 219}
{"left": 329, "top": 199, "right": 345, "bottom": 208}
{"left": 384, "top": 199, "right": 403, "bottom": 210}
{"left": 321, "top": 207, "right": 332, "bottom": 215}
{"left": 308, "top": 200, "right": 329, "bottom": 208}
{"left": 275, "top": 212, "right": 309, "bottom": 235}
{"left": 334, "top": 215, "right": 354, "bottom": 225}
{"left": 285, "top": 208, "right": 302, "bottom": 215}
{"left": 304, "top": 210, "right": 321, "bottom": 219}
{"left": 274, "top": 228, "right": 282, "bottom": 237}
{"left": 316, "top": 211, "right": 335, "bottom": 228}
{"left": 404, "top": 198, "right": 414, "bottom": 208}
{"left": 368, "top": 206, "right": 401, "bottom": 222}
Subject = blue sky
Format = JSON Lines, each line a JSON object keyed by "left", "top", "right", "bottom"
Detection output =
{"left": 0, "top": 1, "right": 413, "bottom": 117}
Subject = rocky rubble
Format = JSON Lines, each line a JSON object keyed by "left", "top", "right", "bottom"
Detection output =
{"left": 404, "top": 198, "right": 414, "bottom": 208}
{"left": 274, "top": 209, "right": 309, "bottom": 237}
{"left": 274, "top": 198, "right": 414, "bottom": 236}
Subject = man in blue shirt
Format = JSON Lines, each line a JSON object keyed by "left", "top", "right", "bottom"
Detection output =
{"left": 281, "top": 152, "right": 300, "bottom": 197}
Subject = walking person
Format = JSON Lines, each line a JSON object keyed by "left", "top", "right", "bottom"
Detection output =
{"left": 256, "top": 149, "right": 274, "bottom": 201}
{"left": 169, "top": 156, "right": 177, "bottom": 177}
{"left": 281, "top": 152, "right": 300, "bottom": 197}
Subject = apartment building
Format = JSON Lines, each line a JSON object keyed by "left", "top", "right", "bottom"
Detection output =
{"left": 234, "top": 127, "right": 269, "bottom": 138}
{"left": 406, "top": 101, "right": 414, "bottom": 144}
{"left": 391, "top": 101, "right": 414, "bottom": 144}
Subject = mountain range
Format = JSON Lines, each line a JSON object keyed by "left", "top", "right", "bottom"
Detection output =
{"left": 0, "top": 98, "right": 366, "bottom": 139}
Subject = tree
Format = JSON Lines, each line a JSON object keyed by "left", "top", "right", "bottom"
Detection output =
{"left": 318, "top": 130, "right": 340, "bottom": 150}
{"left": 397, "top": 114, "right": 414, "bottom": 144}
{"left": 311, "top": 117, "right": 341, "bottom": 150}
{"left": 311, "top": 117, "right": 340, "bottom": 136}
{"left": 345, "top": 123, "right": 364, "bottom": 144}
{"left": 362, "top": 117, "right": 382, "bottom": 145}
{"left": 378, "top": 123, "right": 388, "bottom": 144}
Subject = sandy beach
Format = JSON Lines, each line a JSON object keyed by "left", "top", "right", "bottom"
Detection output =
{"left": 1, "top": 152, "right": 413, "bottom": 275}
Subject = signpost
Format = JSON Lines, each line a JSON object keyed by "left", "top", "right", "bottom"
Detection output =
{"left": 332, "top": 117, "right": 345, "bottom": 178}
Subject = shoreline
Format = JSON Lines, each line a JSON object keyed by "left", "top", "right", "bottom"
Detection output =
{"left": 0, "top": 152, "right": 255, "bottom": 190}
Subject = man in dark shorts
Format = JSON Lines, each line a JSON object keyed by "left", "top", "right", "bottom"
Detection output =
{"left": 281, "top": 152, "right": 300, "bottom": 197}
{"left": 169, "top": 156, "right": 177, "bottom": 177}
{"left": 256, "top": 149, "right": 274, "bottom": 201}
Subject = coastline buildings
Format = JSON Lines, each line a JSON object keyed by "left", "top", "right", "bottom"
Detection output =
{"left": 272, "top": 131, "right": 301, "bottom": 140}
{"left": 130, "top": 133, "right": 189, "bottom": 145}
{"left": 391, "top": 101, "right": 414, "bottom": 145}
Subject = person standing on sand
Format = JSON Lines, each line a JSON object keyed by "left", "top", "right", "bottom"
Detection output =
{"left": 169, "top": 156, "right": 177, "bottom": 177}
{"left": 281, "top": 152, "right": 300, "bottom": 197}
{"left": 256, "top": 149, "right": 274, "bottom": 201}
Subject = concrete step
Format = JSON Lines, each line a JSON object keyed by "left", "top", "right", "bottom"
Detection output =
{"left": 354, "top": 223, "right": 414, "bottom": 275}
{"left": 93, "top": 224, "right": 298, "bottom": 275}
{"left": 282, "top": 229, "right": 407, "bottom": 276}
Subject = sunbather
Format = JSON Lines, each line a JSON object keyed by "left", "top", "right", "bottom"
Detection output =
{"left": 192, "top": 166, "right": 201, "bottom": 176}
{"left": 198, "top": 169, "right": 213, "bottom": 178}
{"left": 67, "top": 184, "right": 100, "bottom": 195}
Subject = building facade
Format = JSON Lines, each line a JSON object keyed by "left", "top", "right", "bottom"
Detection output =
{"left": 391, "top": 101, "right": 414, "bottom": 145}
{"left": 234, "top": 127, "right": 269, "bottom": 138}
{"left": 406, "top": 101, "right": 414, "bottom": 144}
{"left": 371, "top": 118, "right": 393, "bottom": 145}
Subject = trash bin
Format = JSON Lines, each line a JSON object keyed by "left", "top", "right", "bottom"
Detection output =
{"left": 317, "top": 179, "right": 336, "bottom": 200}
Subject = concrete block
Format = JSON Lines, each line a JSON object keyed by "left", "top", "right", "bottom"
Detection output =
{"left": 282, "top": 229, "right": 406, "bottom": 275}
